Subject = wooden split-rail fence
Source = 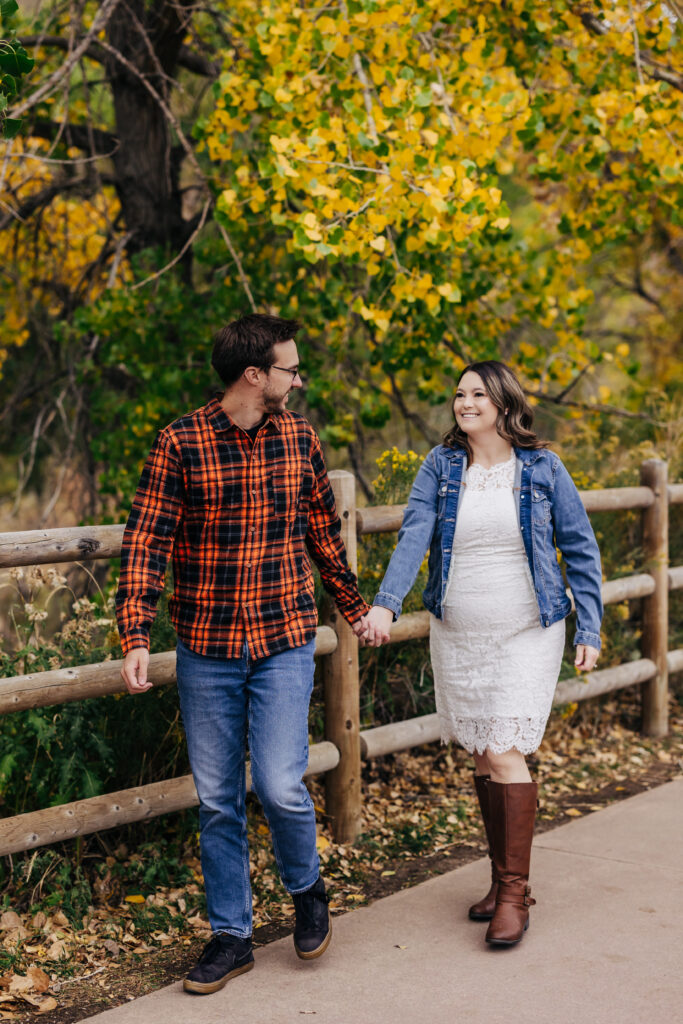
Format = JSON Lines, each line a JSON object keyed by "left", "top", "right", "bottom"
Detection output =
{"left": 0, "top": 459, "right": 681, "bottom": 854}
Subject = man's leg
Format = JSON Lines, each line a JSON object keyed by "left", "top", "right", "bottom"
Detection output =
{"left": 247, "top": 640, "right": 329, "bottom": 956}
{"left": 175, "top": 639, "right": 253, "bottom": 939}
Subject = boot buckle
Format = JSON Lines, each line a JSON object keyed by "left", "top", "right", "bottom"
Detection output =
{"left": 523, "top": 886, "right": 534, "bottom": 907}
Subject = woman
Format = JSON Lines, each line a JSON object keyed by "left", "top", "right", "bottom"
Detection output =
{"left": 365, "top": 361, "right": 602, "bottom": 947}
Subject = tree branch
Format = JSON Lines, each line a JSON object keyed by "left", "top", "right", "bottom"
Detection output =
{"left": 9, "top": 0, "right": 123, "bottom": 119}
{"left": 29, "top": 118, "right": 118, "bottom": 157}
{"left": 527, "top": 389, "right": 663, "bottom": 423}
{"left": 575, "top": 4, "right": 683, "bottom": 92}
{"left": 0, "top": 176, "right": 100, "bottom": 231}
{"left": 20, "top": 34, "right": 220, "bottom": 77}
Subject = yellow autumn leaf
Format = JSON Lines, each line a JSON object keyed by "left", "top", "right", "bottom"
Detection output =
{"left": 316, "top": 834, "right": 330, "bottom": 852}
{"left": 269, "top": 135, "right": 290, "bottom": 153}
{"left": 369, "top": 235, "right": 387, "bottom": 252}
{"left": 460, "top": 178, "right": 475, "bottom": 200}
{"left": 316, "top": 15, "right": 337, "bottom": 33}
{"left": 125, "top": 894, "right": 145, "bottom": 904}
{"left": 370, "top": 63, "right": 385, "bottom": 86}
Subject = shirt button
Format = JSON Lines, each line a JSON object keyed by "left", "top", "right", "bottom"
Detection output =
{"left": 521, "top": 495, "right": 525, "bottom": 500}
{"left": 246, "top": 562, "right": 251, "bottom": 568}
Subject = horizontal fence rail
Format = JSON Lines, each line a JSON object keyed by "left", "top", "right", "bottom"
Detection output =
{"left": 0, "top": 627, "right": 338, "bottom": 715}
{"left": 3, "top": 478, "right": 682, "bottom": 570}
{"left": 0, "top": 461, "right": 681, "bottom": 852}
{"left": 0, "top": 742, "right": 341, "bottom": 857}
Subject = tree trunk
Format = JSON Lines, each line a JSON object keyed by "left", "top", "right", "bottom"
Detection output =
{"left": 105, "top": 0, "right": 191, "bottom": 256}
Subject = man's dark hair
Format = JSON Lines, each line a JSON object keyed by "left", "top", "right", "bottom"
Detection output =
{"left": 212, "top": 314, "right": 301, "bottom": 387}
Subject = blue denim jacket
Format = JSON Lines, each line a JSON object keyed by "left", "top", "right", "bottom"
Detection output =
{"left": 374, "top": 445, "right": 603, "bottom": 650}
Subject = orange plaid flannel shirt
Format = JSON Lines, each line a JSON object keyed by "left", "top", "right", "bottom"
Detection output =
{"left": 115, "top": 397, "right": 369, "bottom": 659}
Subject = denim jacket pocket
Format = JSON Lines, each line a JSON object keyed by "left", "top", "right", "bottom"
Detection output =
{"left": 436, "top": 477, "right": 449, "bottom": 519}
{"left": 531, "top": 488, "right": 552, "bottom": 525}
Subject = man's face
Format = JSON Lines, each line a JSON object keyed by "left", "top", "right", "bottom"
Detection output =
{"left": 261, "top": 340, "right": 302, "bottom": 415}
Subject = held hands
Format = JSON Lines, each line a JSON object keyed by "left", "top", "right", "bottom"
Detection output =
{"left": 121, "top": 647, "right": 153, "bottom": 694}
{"left": 351, "top": 606, "right": 394, "bottom": 648}
{"left": 574, "top": 644, "right": 600, "bottom": 673}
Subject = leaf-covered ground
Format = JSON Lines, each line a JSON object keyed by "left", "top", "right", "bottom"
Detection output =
{"left": 1, "top": 690, "right": 682, "bottom": 1022}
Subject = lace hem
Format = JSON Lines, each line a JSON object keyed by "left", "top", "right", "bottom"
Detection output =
{"left": 439, "top": 715, "right": 548, "bottom": 755}
{"left": 466, "top": 452, "right": 515, "bottom": 491}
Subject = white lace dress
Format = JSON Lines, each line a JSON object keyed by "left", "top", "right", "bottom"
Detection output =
{"left": 429, "top": 452, "right": 565, "bottom": 754}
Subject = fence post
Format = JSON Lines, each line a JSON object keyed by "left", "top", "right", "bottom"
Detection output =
{"left": 640, "top": 459, "right": 669, "bottom": 737}
{"left": 322, "top": 470, "right": 362, "bottom": 842}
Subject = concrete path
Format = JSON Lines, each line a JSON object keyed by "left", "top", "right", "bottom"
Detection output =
{"left": 85, "top": 778, "right": 683, "bottom": 1024}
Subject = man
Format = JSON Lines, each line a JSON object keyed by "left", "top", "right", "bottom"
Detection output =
{"left": 116, "top": 314, "right": 375, "bottom": 994}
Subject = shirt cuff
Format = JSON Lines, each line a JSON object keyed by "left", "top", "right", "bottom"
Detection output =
{"left": 373, "top": 592, "right": 402, "bottom": 621}
{"left": 573, "top": 629, "right": 601, "bottom": 651}
{"left": 119, "top": 629, "right": 151, "bottom": 656}
{"left": 341, "top": 598, "right": 371, "bottom": 626}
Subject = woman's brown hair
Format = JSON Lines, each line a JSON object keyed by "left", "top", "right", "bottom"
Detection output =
{"left": 443, "top": 360, "right": 550, "bottom": 460}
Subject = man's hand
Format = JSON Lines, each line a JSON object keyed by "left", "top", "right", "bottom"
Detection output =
{"left": 121, "top": 647, "right": 152, "bottom": 694}
{"left": 574, "top": 644, "right": 599, "bottom": 673}
{"left": 352, "top": 606, "right": 393, "bottom": 648}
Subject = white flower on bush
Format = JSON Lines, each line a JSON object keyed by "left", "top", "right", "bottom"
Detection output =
{"left": 72, "top": 597, "right": 95, "bottom": 616}
{"left": 46, "top": 568, "right": 68, "bottom": 588}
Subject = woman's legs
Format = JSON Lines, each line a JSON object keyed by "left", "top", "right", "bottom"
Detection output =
{"left": 481, "top": 747, "right": 537, "bottom": 946}
{"left": 468, "top": 748, "right": 530, "bottom": 921}
{"left": 485, "top": 747, "right": 531, "bottom": 784}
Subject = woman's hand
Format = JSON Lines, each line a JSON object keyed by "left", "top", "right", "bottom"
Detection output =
{"left": 359, "top": 605, "right": 394, "bottom": 647}
{"left": 574, "top": 644, "right": 599, "bottom": 673}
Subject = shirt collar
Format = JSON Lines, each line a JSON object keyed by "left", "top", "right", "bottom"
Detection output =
{"left": 514, "top": 446, "right": 544, "bottom": 464}
{"left": 204, "top": 395, "right": 282, "bottom": 435}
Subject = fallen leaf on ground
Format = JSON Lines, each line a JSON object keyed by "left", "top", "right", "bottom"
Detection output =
{"left": 0, "top": 914, "right": 22, "bottom": 933}
{"left": 8, "top": 976, "right": 33, "bottom": 995}
{"left": 46, "top": 940, "right": 68, "bottom": 960}
{"left": 36, "top": 996, "right": 58, "bottom": 1014}
{"left": 26, "top": 967, "right": 50, "bottom": 993}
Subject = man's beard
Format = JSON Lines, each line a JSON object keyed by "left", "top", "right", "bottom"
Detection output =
{"left": 263, "top": 390, "right": 289, "bottom": 416}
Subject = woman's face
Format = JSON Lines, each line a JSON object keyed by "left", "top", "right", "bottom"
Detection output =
{"left": 453, "top": 371, "right": 501, "bottom": 438}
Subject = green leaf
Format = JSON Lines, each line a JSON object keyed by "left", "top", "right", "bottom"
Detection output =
{"left": 1, "top": 115, "right": 21, "bottom": 137}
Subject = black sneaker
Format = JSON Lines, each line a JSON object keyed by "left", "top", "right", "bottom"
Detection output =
{"left": 293, "top": 876, "right": 332, "bottom": 960}
{"left": 183, "top": 932, "right": 254, "bottom": 994}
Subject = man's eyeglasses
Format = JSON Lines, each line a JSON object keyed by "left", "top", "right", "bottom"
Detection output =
{"left": 270, "top": 365, "right": 303, "bottom": 382}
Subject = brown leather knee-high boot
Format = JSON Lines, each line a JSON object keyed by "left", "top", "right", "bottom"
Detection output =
{"left": 468, "top": 774, "right": 498, "bottom": 921}
{"left": 485, "top": 781, "right": 537, "bottom": 946}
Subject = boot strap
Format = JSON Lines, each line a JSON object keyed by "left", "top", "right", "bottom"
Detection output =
{"left": 497, "top": 884, "right": 535, "bottom": 908}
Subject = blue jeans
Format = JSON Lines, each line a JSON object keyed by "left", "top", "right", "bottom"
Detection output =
{"left": 175, "top": 637, "right": 320, "bottom": 938}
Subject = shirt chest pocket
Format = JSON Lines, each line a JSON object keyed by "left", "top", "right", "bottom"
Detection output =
{"left": 531, "top": 488, "right": 552, "bottom": 524}
{"left": 184, "top": 474, "right": 243, "bottom": 514}
{"left": 269, "top": 473, "right": 300, "bottom": 519}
